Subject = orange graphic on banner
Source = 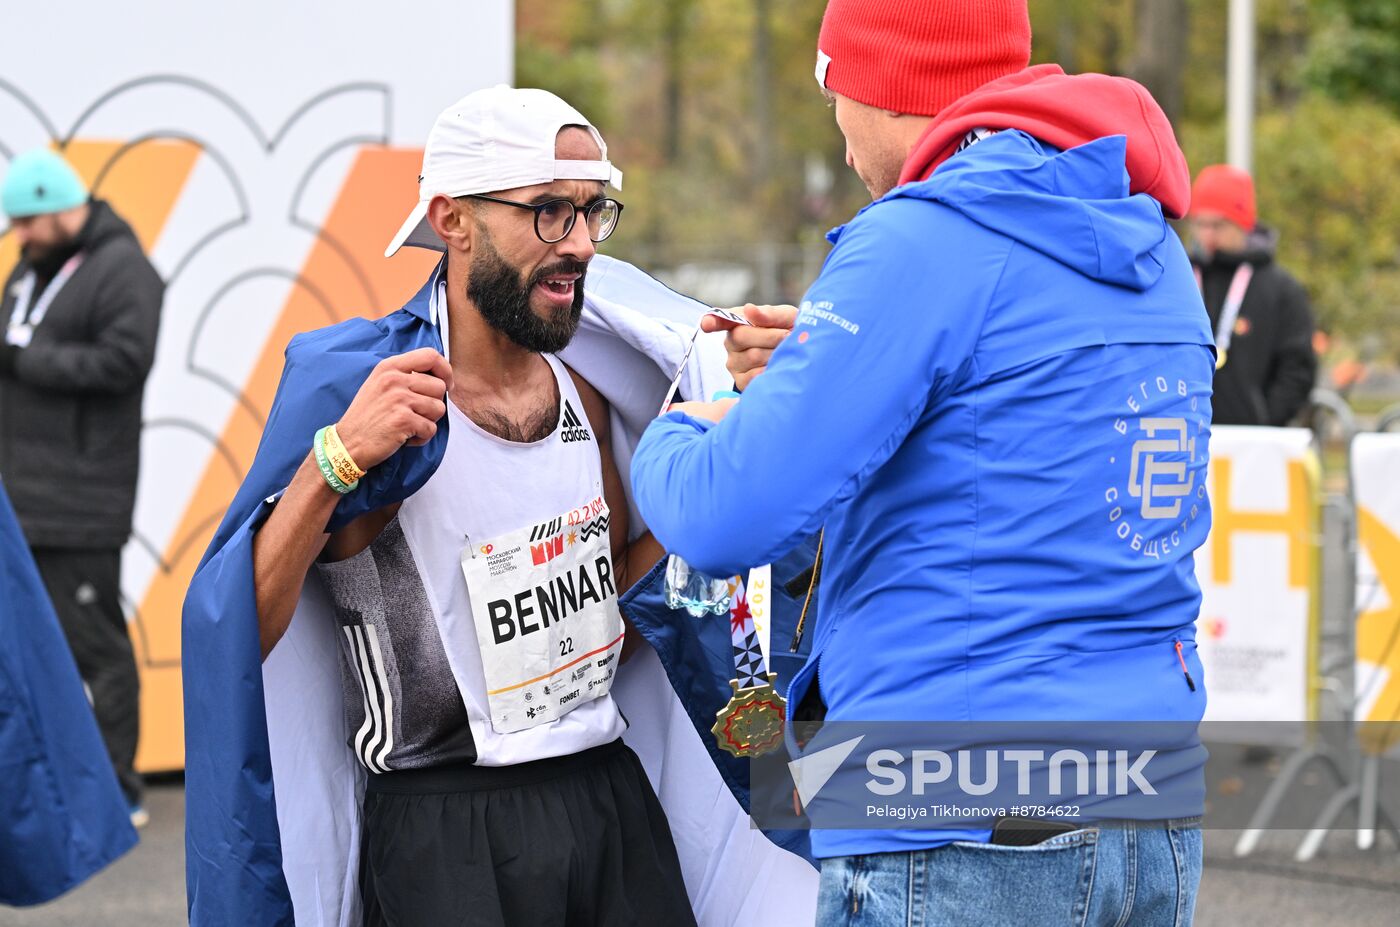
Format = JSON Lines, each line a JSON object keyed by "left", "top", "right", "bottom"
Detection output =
{"left": 1209, "top": 457, "right": 1314, "bottom": 589}
{"left": 0, "top": 139, "right": 201, "bottom": 773}
{"left": 0, "top": 139, "right": 199, "bottom": 300}
{"left": 133, "top": 146, "right": 435, "bottom": 771}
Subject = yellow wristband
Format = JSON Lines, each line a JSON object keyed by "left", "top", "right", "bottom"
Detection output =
{"left": 324, "top": 424, "right": 366, "bottom": 484}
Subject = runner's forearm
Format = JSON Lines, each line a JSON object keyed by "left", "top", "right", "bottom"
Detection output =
{"left": 253, "top": 452, "right": 339, "bottom": 660}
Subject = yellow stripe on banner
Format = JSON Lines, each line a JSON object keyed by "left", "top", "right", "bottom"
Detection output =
{"left": 1210, "top": 457, "right": 1314, "bottom": 589}
{"left": 1206, "top": 449, "right": 1322, "bottom": 724}
{"left": 1303, "top": 449, "right": 1322, "bottom": 725}
{"left": 1357, "top": 506, "right": 1400, "bottom": 752}
{"left": 64, "top": 140, "right": 201, "bottom": 253}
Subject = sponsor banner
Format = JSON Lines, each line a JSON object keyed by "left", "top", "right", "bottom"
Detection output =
{"left": 1353, "top": 433, "right": 1400, "bottom": 755}
{"left": 0, "top": 0, "right": 513, "bottom": 770}
{"left": 1194, "top": 426, "right": 1320, "bottom": 742}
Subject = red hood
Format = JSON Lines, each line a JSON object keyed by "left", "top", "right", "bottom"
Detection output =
{"left": 898, "top": 64, "right": 1191, "bottom": 218}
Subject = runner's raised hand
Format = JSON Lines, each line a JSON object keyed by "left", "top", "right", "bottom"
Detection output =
{"left": 336, "top": 348, "right": 453, "bottom": 470}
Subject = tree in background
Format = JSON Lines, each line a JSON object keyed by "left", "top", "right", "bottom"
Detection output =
{"left": 517, "top": 0, "right": 1400, "bottom": 360}
{"left": 517, "top": 0, "right": 861, "bottom": 301}
{"left": 1308, "top": 0, "right": 1400, "bottom": 114}
{"left": 1127, "top": 0, "right": 1189, "bottom": 124}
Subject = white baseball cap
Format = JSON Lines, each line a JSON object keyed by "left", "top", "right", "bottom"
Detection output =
{"left": 385, "top": 85, "right": 623, "bottom": 258}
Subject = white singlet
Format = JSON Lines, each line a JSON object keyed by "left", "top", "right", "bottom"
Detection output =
{"left": 316, "top": 354, "right": 627, "bottom": 769}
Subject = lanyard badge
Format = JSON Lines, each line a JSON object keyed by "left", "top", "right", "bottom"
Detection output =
{"left": 1195, "top": 263, "right": 1254, "bottom": 371}
{"left": 6, "top": 254, "right": 85, "bottom": 348}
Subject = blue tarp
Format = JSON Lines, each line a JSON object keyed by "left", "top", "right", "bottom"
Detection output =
{"left": 0, "top": 479, "right": 136, "bottom": 906}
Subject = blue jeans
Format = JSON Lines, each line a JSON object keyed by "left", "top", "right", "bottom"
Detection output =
{"left": 816, "top": 819, "right": 1202, "bottom": 927}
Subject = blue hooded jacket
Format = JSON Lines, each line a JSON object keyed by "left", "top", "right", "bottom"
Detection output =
{"left": 631, "top": 129, "right": 1216, "bottom": 858}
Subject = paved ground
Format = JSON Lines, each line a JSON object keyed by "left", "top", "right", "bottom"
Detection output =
{"left": 1198, "top": 829, "right": 1400, "bottom": 926}
{"left": 3, "top": 778, "right": 1397, "bottom": 926}
{"left": 5, "top": 501, "right": 1397, "bottom": 925}
{"left": 1, "top": 780, "right": 185, "bottom": 927}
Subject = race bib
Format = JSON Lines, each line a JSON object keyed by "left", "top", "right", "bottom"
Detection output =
{"left": 460, "top": 496, "right": 624, "bottom": 733}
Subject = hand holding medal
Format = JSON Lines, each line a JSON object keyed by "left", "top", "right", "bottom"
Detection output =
{"left": 658, "top": 308, "right": 786, "bottom": 757}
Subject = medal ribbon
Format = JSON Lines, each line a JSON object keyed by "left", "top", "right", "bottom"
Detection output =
{"left": 728, "top": 565, "right": 773, "bottom": 688}
{"left": 711, "top": 564, "right": 786, "bottom": 758}
{"left": 659, "top": 306, "right": 750, "bottom": 414}
{"left": 655, "top": 305, "right": 788, "bottom": 759}
{"left": 657, "top": 309, "right": 777, "bottom": 681}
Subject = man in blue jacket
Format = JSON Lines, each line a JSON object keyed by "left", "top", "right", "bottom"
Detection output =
{"left": 631, "top": 1, "right": 1214, "bottom": 924}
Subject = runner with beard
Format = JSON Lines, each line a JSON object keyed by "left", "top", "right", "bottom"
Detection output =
{"left": 248, "top": 87, "right": 695, "bottom": 925}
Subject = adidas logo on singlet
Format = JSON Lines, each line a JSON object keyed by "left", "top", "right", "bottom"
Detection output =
{"left": 560, "top": 400, "right": 592, "bottom": 443}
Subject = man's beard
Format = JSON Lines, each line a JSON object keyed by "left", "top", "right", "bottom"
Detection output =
{"left": 467, "top": 234, "right": 587, "bottom": 354}
{"left": 21, "top": 229, "right": 80, "bottom": 280}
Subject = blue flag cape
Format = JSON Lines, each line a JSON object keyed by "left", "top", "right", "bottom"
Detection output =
{"left": 182, "top": 257, "right": 817, "bottom": 926}
{"left": 0, "top": 480, "right": 136, "bottom": 906}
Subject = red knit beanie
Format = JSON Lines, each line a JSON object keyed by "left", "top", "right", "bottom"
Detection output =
{"left": 817, "top": 0, "right": 1033, "bottom": 117}
{"left": 1188, "top": 164, "right": 1257, "bottom": 231}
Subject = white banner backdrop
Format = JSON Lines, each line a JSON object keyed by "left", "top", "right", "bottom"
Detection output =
{"left": 0, "top": 0, "right": 513, "bottom": 769}
{"left": 1195, "top": 426, "right": 1319, "bottom": 743}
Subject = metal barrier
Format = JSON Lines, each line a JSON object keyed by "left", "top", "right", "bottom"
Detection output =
{"left": 1232, "top": 396, "right": 1355, "bottom": 858}
{"left": 1233, "top": 390, "right": 1400, "bottom": 860}
{"left": 1308, "top": 387, "right": 1359, "bottom": 445}
{"left": 1377, "top": 401, "right": 1400, "bottom": 434}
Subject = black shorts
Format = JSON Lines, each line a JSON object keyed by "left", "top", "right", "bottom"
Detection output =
{"left": 359, "top": 739, "right": 697, "bottom": 927}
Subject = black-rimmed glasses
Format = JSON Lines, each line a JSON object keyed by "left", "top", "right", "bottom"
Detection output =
{"left": 466, "top": 194, "right": 624, "bottom": 244}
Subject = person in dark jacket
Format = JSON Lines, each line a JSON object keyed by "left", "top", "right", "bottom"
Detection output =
{"left": 0, "top": 148, "right": 163, "bottom": 823}
{"left": 1188, "top": 164, "right": 1317, "bottom": 426}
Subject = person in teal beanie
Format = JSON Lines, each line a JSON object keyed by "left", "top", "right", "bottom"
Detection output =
{"left": 0, "top": 148, "right": 164, "bottom": 827}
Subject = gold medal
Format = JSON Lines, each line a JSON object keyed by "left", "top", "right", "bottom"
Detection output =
{"left": 712, "top": 673, "right": 787, "bottom": 757}
{"left": 1215, "top": 347, "right": 1228, "bottom": 370}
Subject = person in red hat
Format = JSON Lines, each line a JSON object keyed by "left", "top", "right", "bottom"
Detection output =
{"left": 633, "top": 0, "right": 1217, "bottom": 924}
{"left": 1188, "top": 164, "right": 1317, "bottom": 426}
